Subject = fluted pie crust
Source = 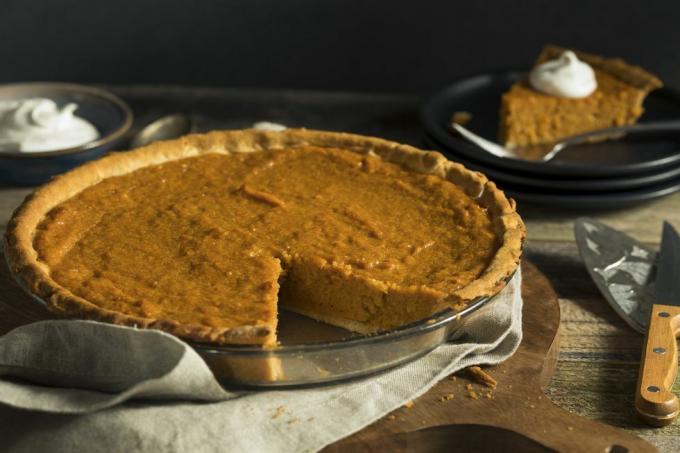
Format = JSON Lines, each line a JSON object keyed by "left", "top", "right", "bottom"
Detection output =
{"left": 5, "top": 129, "right": 525, "bottom": 347}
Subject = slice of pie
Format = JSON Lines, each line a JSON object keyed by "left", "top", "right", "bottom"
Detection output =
{"left": 5, "top": 129, "right": 524, "bottom": 347}
{"left": 499, "top": 45, "right": 663, "bottom": 150}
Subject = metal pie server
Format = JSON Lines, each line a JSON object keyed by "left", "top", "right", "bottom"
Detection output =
{"left": 575, "top": 218, "right": 680, "bottom": 426}
{"left": 636, "top": 221, "right": 680, "bottom": 426}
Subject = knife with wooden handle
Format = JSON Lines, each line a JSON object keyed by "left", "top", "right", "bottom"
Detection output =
{"left": 636, "top": 222, "right": 680, "bottom": 426}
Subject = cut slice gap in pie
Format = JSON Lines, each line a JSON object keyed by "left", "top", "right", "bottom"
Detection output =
{"left": 5, "top": 129, "right": 524, "bottom": 348}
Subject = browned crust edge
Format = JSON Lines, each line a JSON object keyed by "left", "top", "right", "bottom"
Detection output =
{"left": 4, "top": 128, "right": 525, "bottom": 345}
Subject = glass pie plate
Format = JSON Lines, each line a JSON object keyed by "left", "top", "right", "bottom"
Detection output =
{"left": 8, "top": 254, "right": 508, "bottom": 389}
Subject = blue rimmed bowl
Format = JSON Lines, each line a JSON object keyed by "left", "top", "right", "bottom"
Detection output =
{"left": 0, "top": 83, "right": 133, "bottom": 186}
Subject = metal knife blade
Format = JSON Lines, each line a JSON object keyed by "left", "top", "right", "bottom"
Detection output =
{"left": 656, "top": 221, "right": 680, "bottom": 306}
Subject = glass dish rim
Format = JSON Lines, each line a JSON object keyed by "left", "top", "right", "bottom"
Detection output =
{"left": 193, "top": 292, "right": 494, "bottom": 356}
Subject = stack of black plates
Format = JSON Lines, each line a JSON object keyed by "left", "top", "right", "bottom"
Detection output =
{"left": 421, "top": 72, "right": 680, "bottom": 208}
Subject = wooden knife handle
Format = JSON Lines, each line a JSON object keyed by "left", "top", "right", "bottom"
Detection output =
{"left": 636, "top": 304, "right": 680, "bottom": 426}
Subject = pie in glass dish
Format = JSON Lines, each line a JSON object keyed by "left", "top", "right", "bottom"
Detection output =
{"left": 5, "top": 129, "right": 525, "bottom": 347}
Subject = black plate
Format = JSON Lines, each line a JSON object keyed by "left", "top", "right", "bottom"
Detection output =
{"left": 421, "top": 71, "right": 680, "bottom": 178}
{"left": 424, "top": 134, "right": 680, "bottom": 192}
{"left": 423, "top": 136, "right": 680, "bottom": 208}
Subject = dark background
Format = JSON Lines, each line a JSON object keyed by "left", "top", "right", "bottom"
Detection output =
{"left": 1, "top": 0, "right": 679, "bottom": 94}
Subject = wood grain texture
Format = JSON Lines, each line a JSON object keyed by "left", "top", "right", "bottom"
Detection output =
{"left": 519, "top": 193, "right": 680, "bottom": 244}
{"left": 0, "top": 187, "right": 30, "bottom": 232}
{"left": 526, "top": 241, "right": 680, "bottom": 451}
{"left": 326, "top": 262, "right": 653, "bottom": 452}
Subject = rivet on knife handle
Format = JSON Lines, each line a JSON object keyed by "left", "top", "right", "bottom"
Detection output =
{"left": 635, "top": 304, "right": 680, "bottom": 426}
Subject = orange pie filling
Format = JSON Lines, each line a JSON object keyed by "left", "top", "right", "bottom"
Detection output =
{"left": 31, "top": 146, "right": 498, "bottom": 346}
{"left": 500, "top": 69, "right": 648, "bottom": 153}
{"left": 499, "top": 45, "right": 662, "bottom": 155}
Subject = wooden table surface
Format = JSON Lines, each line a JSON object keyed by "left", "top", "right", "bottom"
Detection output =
{"left": 2, "top": 86, "right": 680, "bottom": 451}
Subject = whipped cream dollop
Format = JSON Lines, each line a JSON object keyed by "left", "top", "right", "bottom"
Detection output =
{"left": 529, "top": 50, "right": 597, "bottom": 98}
{"left": 252, "top": 121, "right": 287, "bottom": 132}
{"left": 0, "top": 98, "right": 100, "bottom": 153}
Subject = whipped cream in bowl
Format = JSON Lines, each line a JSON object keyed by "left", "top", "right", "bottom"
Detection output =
{"left": 0, "top": 98, "right": 100, "bottom": 153}
{"left": 529, "top": 50, "right": 597, "bottom": 98}
{"left": 0, "top": 83, "right": 132, "bottom": 185}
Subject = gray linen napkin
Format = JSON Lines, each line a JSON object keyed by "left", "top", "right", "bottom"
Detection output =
{"left": 0, "top": 270, "right": 522, "bottom": 453}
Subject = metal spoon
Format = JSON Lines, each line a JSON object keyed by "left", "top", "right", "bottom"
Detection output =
{"left": 130, "top": 114, "right": 194, "bottom": 148}
{"left": 450, "top": 120, "right": 680, "bottom": 162}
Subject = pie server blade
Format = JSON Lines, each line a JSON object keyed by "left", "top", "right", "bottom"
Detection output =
{"left": 574, "top": 217, "right": 656, "bottom": 334}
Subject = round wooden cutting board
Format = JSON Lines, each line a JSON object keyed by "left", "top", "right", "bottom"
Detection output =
{"left": 0, "top": 258, "right": 655, "bottom": 452}
{"left": 325, "top": 262, "right": 655, "bottom": 452}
